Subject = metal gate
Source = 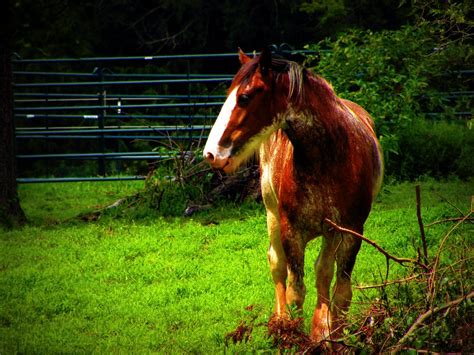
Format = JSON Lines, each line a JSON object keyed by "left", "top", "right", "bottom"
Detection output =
{"left": 13, "top": 53, "right": 240, "bottom": 183}
{"left": 13, "top": 51, "right": 472, "bottom": 183}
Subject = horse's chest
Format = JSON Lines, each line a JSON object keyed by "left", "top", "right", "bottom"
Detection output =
{"left": 261, "top": 163, "right": 333, "bottom": 236}
{"left": 259, "top": 131, "right": 345, "bottom": 237}
{"left": 282, "top": 177, "right": 334, "bottom": 233}
{"left": 260, "top": 158, "right": 280, "bottom": 215}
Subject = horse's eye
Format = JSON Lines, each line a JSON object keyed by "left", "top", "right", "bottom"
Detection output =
{"left": 237, "top": 94, "right": 250, "bottom": 107}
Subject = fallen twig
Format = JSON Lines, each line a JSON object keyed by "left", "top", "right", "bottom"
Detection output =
{"left": 426, "top": 210, "right": 472, "bottom": 308}
{"left": 426, "top": 216, "right": 474, "bottom": 227}
{"left": 355, "top": 274, "right": 422, "bottom": 290}
{"left": 431, "top": 189, "right": 467, "bottom": 216}
{"left": 323, "top": 218, "right": 430, "bottom": 271}
{"left": 76, "top": 193, "right": 141, "bottom": 222}
{"left": 393, "top": 290, "right": 474, "bottom": 351}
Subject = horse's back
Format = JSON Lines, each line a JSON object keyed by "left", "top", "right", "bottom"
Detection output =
{"left": 341, "top": 98, "right": 383, "bottom": 198}
{"left": 341, "top": 98, "right": 376, "bottom": 136}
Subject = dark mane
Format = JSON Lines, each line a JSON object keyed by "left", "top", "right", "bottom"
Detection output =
{"left": 231, "top": 59, "right": 258, "bottom": 90}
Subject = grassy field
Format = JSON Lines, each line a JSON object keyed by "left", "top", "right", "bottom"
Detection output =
{"left": 0, "top": 179, "right": 472, "bottom": 352}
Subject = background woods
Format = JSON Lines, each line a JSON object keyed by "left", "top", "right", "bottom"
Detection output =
{"left": 8, "top": 0, "right": 473, "bottom": 183}
{"left": 12, "top": 0, "right": 413, "bottom": 57}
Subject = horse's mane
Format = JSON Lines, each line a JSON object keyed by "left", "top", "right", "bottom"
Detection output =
{"left": 232, "top": 56, "right": 336, "bottom": 105}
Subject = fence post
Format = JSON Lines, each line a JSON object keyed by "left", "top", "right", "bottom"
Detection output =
{"left": 186, "top": 59, "right": 193, "bottom": 149}
{"left": 96, "top": 67, "right": 106, "bottom": 176}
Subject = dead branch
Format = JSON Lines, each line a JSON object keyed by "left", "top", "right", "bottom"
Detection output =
{"left": 426, "top": 216, "right": 474, "bottom": 227}
{"left": 394, "top": 290, "right": 474, "bottom": 350}
{"left": 431, "top": 190, "right": 467, "bottom": 216}
{"left": 323, "top": 218, "right": 429, "bottom": 271}
{"left": 76, "top": 193, "right": 141, "bottom": 221}
{"left": 144, "top": 21, "right": 195, "bottom": 46}
{"left": 416, "top": 185, "right": 428, "bottom": 264}
{"left": 355, "top": 274, "right": 423, "bottom": 290}
{"left": 128, "top": 7, "right": 161, "bottom": 29}
{"left": 427, "top": 211, "right": 472, "bottom": 307}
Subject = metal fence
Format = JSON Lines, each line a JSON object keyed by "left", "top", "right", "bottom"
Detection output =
{"left": 13, "top": 51, "right": 472, "bottom": 183}
{"left": 13, "top": 53, "right": 243, "bottom": 183}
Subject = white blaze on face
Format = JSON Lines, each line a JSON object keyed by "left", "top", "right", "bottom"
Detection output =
{"left": 203, "top": 86, "right": 239, "bottom": 163}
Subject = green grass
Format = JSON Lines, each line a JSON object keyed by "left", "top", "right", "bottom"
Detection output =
{"left": 0, "top": 179, "right": 472, "bottom": 352}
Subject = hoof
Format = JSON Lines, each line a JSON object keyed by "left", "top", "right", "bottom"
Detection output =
{"left": 268, "top": 312, "right": 289, "bottom": 325}
{"left": 311, "top": 325, "right": 330, "bottom": 343}
{"left": 268, "top": 314, "right": 314, "bottom": 352}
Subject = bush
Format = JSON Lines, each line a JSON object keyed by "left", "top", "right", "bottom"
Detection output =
{"left": 394, "top": 119, "right": 474, "bottom": 179}
{"left": 141, "top": 150, "right": 260, "bottom": 217}
{"left": 143, "top": 153, "right": 213, "bottom": 216}
{"left": 305, "top": 23, "right": 472, "bottom": 179}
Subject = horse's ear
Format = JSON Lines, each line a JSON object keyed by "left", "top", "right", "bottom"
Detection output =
{"left": 238, "top": 48, "right": 251, "bottom": 65}
{"left": 258, "top": 47, "right": 272, "bottom": 74}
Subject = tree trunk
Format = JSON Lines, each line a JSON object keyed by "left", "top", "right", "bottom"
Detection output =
{"left": 0, "top": 0, "right": 26, "bottom": 227}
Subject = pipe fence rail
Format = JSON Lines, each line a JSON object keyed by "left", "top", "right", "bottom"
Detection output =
{"left": 13, "top": 52, "right": 244, "bottom": 183}
{"left": 13, "top": 50, "right": 472, "bottom": 183}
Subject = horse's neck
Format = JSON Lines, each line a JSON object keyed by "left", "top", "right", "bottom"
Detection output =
{"left": 282, "top": 78, "right": 343, "bottom": 167}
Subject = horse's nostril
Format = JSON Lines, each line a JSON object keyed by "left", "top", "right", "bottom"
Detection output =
{"left": 205, "top": 152, "right": 215, "bottom": 162}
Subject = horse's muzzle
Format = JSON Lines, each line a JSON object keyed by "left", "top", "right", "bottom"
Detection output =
{"left": 204, "top": 151, "right": 234, "bottom": 172}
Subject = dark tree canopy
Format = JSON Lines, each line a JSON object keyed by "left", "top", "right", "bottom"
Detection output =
{"left": 12, "top": 0, "right": 413, "bottom": 57}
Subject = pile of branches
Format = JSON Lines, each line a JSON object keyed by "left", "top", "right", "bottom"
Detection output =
{"left": 77, "top": 147, "right": 261, "bottom": 220}
{"left": 184, "top": 164, "right": 261, "bottom": 216}
{"left": 325, "top": 187, "right": 473, "bottom": 352}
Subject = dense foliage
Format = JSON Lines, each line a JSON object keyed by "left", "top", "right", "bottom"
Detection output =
{"left": 307, "top": 22, "right": 473, "bottom": 179}
{"left": 10, "top": 0, "right": 473, "bottom": 181}
{"left": 11, "top": 0, "right": 411, "bottom": 57}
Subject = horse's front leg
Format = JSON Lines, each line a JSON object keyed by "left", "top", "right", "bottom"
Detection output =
{"left": 282, "top": 243, "right": 306, "bottom": 312}
{"left": 266, "top": 210, "right": 288, "bottom": 317}
{"left": 311, "top": 231, "right": 361, "bottom": 343}
{"left": 332, "top": 232, "right": 361, "bottom": 338}
{"left": 279, "top": 214, "right": 307, "bottom": 313}
{"left": 311, "top": 235, "right": 336, "bottom": 342}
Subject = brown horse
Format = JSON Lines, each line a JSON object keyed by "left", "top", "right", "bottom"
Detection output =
{"left": 203, "top": 49, "right": 383, "bottom": 342}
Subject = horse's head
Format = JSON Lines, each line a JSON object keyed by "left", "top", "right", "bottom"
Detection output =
{"left": 203, "top": 48, "right": 286, "bottom": 173}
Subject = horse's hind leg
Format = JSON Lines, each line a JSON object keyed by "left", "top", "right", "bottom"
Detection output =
{"left": 332, "top": 232, "right": 362, "bottom": 338}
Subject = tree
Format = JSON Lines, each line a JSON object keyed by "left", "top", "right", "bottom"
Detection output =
{"left": 11, "top": 0, "right": 415, "bottom": 58}
{"left": 0, "top": 0, "right": 26, "bottom": 227}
